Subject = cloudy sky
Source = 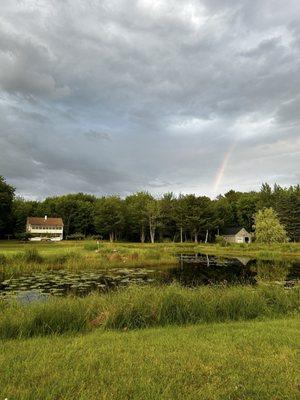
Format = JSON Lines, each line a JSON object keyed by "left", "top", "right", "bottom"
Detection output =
{"left": 1, "top": 0, "right": 300, "bottom": 199}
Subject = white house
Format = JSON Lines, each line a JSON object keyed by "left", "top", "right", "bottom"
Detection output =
{"left": 223, "top": 227, "right": 252, "bottom": 244}
{"left": 26, "top": 215, "right": 64, "bottom": 241}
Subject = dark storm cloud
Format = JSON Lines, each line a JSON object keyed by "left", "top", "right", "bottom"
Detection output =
{"left": 0, "top": 0, "right": 299, "bottom": 199}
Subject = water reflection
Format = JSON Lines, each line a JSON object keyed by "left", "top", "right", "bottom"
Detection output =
{"left": 159, "top": 254, "right": 258, "bottom": 286}
{"left": 173, "top": 254, "right": 300, "bottom": 287}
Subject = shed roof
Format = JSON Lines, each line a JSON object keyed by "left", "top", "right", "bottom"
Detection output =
{"left": 223, "top": 227, "right": 248, "bottom": 236}
{"left": 27, "top": 217, "right": 64, "bottom": 227}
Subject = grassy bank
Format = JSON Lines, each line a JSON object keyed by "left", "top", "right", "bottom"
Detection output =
{"left": 1, "top": 285, "right": 299, "bottom": 339}
{"left": 0, "top": 240, "right": 300, "bottom": 277}
{"left": 0, "top": 317, "right": 299, "bottom": 399}
{"left": 0, "top": 242, "right": 178, "bottom": 277}
{"left": 196, "top": 242, "right": 300, "bottom": 259}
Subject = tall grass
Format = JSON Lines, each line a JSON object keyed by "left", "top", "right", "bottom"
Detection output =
{"left": 0, "top": 244, "right": 177, "bottom": 277}
{"left": 0, "top": 285, "right": 299, "bottom": 339}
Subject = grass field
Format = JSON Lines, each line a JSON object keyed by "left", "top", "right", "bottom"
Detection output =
{"left": 1, "top": 317, "right": 299, "bottom": 400}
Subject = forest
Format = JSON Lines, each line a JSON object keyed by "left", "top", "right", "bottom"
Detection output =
{"left": 1, "top": 176, "right": 299, "bottom": 242}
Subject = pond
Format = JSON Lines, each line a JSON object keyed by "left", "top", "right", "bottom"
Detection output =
{"left": 0, "top": 253, "right": 299, "bottom": 301}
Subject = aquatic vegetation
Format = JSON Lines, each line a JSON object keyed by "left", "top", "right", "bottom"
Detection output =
{"left": 0, "top": 268, "right": 156, "bottom": 298}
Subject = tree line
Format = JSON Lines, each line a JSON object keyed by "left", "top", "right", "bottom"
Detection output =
{"left": 0, "top": 177, "right": 299, "bottom": 242}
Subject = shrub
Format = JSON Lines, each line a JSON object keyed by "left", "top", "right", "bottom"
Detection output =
{"left": 15, "top": 232, "right": 32, "bottom": 242}
{"left": 86, "top": 235, "right": 103, "bottom": 240}
{"left": 66, "top": 233, "right": 85, "bottom": 240}
{"left": 215, "top": 235, "right": 227, "bottom": 247}
{"left": 84, "top": 242, "right": 101, "bottom": 251}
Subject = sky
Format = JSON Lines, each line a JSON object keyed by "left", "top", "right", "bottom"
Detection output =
{"left": 0, "top": 0, "right": 300, "bottom": 200}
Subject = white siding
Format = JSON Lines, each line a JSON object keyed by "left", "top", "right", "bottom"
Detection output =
{"left": 27, "top": 224, "right": 63, "bottom": 241}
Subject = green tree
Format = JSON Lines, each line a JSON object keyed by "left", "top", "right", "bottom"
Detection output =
{"left": 0, "top": 176, "right": 15, "bottom": 237}
{"left": 257, "top": 183, "right": 274, "bottom": 209}
{"left": 125, "top": 192, "right": 153, "bottom": 242}
{"left": 173, "top": 194, "right": 189, "bottom": 242}
{"left": 275, "top": 186, "right": 300, "bottom": 242}
{"left": 236, "top": 192, "right": 258, "bottom": 232}
{"left": 94, "top": 196, "right": 125, "bottom": 242}
{"left": 184, "top": 195, "right": 213, "bottom": 242}
{"left": 146, "top": 198, "right": 161, "bottom": 243}
{"left": 72, "top": 201, "right": 95, "bottom": 236}
{"left": 159, "top": 193, "right": 177, "bottom": 241}
{"left": 253, "top": 208, "right": 289, "bottom": 244}
{"left": 12, "top": 198, "right": 38, "bottom": 234}
{"left": 214, "top": 193, "right": 238, "bottom": 229}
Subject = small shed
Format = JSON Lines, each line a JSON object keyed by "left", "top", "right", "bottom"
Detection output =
{"left": 223, "top": 227, "right": 252, "bottom": 244}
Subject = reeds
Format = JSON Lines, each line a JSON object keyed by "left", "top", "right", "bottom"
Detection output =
{"left": 0, "top": 284, "right": 299, "bottom": 339}
{"left": 0, "top": 245, "right": 177, "bottom": 277}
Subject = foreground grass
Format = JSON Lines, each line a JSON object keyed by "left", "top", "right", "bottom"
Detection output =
{"left": 0, "top": 240, "right": 300, "bottom": 277}
{"left": 1, "top": 285, "right": 299, "bottom": 339}
{"left": 0, "top": 318, "right": 299, "bottom": 400}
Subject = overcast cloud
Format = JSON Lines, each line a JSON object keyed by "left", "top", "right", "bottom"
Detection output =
{"left": 0, "top": 0, "right": 299, "bottom": 199}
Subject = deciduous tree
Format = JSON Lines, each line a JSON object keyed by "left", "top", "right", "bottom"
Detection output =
{"left": 254, "top": 208, "right": 288, "bottom": 244}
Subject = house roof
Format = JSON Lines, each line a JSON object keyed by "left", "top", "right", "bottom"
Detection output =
{"left": 27, "top": 217, "right": 64, "bottom": 227}
{"left": 223, "top": 227, "right": 247, "bottom": 236}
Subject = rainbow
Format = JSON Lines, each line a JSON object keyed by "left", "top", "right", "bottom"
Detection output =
{"left": 212, "top": 140, "right": 238, "bottom": 197}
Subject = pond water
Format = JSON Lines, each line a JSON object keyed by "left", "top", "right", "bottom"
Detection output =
{"left": 0, "top": 253, "right": 299, "bottom": 301}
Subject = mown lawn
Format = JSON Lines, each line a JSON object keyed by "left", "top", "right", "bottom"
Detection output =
{"left": 0, "top": 318, "right": 299, "bottom": 400}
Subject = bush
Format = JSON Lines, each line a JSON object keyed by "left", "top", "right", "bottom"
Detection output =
{"left": 84, "top": 242, "right": 102, "bottom": 251}
{"left": 15, "top": 232, "right": 32, "bottom": 242}
{"left": 86, "top": 235, "right": 103, "bottom": 240}
{"left": 66, "top": 233, "right": 85, "bottom": 240}
{"left": 215, "top": 235, "right": 227, "bottom": 247}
